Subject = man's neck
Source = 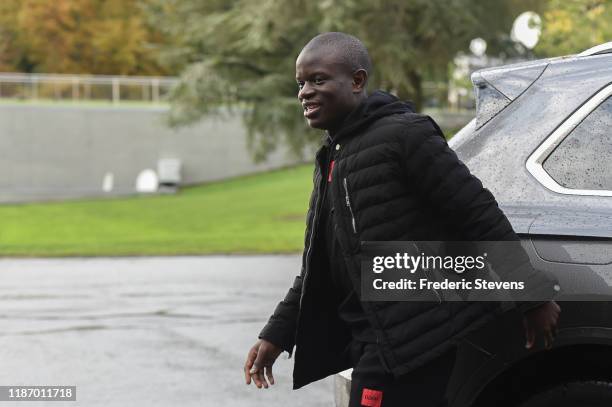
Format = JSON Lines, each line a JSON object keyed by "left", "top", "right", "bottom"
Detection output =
{"left": 326, "top": 95, "right": 368, "bottom": 141}
{"left": 325, "top": 117, "right": 346, "bottom": 141}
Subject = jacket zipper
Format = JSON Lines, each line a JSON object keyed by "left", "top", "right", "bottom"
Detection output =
{"left": 432, "top": 285, "right": 443, "bottom": 304}
{"left": 423, "top": 266, "right": 443, "bottom": 304}
{"left": 343, "top": 177, "right": 358, "bottom": 234}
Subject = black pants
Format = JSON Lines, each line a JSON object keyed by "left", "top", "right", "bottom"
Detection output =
{"left": 348, "top": 342, "right": 457, "bottom": 407}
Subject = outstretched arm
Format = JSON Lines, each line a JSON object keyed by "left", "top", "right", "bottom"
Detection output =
{"left": 258, "top": 274, "right": 303, "bottom": 355}
{"left": 398, "top": 115, "right": 560, "bottom": 348}
{"left": 245, "top": 274, "right": 303, "bottom": 388}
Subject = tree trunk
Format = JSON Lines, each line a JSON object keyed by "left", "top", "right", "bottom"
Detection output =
{"left": 408, "top": 70, "right": 423, "bottom": 112}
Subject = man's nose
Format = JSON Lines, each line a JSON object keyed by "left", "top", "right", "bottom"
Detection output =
{"left": 298, "top": 82, "right": 315, "bottom": 100}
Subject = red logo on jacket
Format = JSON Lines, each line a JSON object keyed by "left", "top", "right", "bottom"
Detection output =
{"left": 361, "top": 388, "right": 383, "bottom": 407}
{"left": 328, "top": 160, "right": 335, "bottom": 182}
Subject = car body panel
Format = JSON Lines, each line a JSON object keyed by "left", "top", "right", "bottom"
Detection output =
{"left": 455, "top": 54, "right": 612, "bottom": 210}
{"left": 447, "top": 51, "right": 612, "bottom": 407}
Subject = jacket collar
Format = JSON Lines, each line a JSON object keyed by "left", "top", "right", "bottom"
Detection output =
{"left": 324, "top": 90, "right": 415, "bottom": 145}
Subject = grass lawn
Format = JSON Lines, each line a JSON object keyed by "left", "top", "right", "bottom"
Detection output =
{"left": 0, "top": 165, "right": 314, "bottom": 257}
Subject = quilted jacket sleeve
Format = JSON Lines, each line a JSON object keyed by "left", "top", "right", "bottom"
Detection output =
{"left": 399, "top": 115, "right": 558, "bottom": 312}
{"left": 258, "top": 275, "right": 302, "bottom": 355}
{"left": 257, "top": 165, "right": 323, "bottom": 355}
{"left": 400, "top": 116, "right": 517, "bottom": 241}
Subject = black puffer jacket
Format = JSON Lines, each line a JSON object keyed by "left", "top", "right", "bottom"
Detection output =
{"left": 260, "top": 91, "right": 547, "bottom": 389}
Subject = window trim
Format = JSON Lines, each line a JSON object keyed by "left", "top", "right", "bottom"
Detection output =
{"left": 526, "top": 82, "right": 612, "bottom": 197}
{"left": 578, "top": 42, "right": 612, "bottom": 57}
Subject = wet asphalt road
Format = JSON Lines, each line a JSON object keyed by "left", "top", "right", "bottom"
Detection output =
{"left": 0, "top": 256, "right": 333, "bottom": 407}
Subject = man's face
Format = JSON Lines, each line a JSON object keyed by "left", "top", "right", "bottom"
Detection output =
{"left": 295, "top": 47, "right": 357, "bottom": 132}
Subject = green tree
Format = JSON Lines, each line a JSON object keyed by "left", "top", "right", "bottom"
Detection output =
{"left": 0, "top": 0, "right": 30, "bottom": 72}
{"left": 149, "top": 0, "right": 543, "bottom": 160}
{"left": 3, "top": 0, "right": 168, "bottom": 75}
{"left": 536, "top": 0, "right": 611, "bottom": 56}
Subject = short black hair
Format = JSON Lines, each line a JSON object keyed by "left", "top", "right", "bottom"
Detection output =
{"left": 303, "top": 32, "right": 372, "bottom": 78}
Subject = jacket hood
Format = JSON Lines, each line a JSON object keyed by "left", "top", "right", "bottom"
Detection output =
{"left": 327, "top": 90, "right": 415, "bottom": 144}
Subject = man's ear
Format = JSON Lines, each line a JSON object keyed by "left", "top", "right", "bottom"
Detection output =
{"left": 352, "top": 69, "right": 368, "bottom": 93}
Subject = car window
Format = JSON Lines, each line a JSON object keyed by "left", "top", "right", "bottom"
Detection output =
{"left": 542, "top": 96, "right": 612, "bottom": 191}
{"left": 475, "top": 83, "right": 510, "bottom": 129}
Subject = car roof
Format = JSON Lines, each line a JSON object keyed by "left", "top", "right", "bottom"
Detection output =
{"left": 474, "top": 41, "right": 612, "bottom": 80}
{"left": 455, "top": 44, "right": 612, "bottom": 231}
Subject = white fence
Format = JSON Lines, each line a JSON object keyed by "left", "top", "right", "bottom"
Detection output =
{"left": 0, "top": 73, "right": 178, "bottom": 104}
{"left": 0, "top": 72, "right": 476, "bottom": 109}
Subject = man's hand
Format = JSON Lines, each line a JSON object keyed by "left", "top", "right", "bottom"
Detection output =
{"left": 244, "top": 339, "right": 283, "bottom": 389}
{"left": 523, "top": 301, "right": 561, "bottom": 350}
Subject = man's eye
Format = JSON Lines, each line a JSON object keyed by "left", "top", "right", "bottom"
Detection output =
{"left": 314, "top": 78, "right": 324, "bottom": 85}
{"left": 297, "top": 81, "right": 304, "bottom": 89}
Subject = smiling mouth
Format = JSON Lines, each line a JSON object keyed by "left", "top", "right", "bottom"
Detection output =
{"left": 303, "top": 103, "right": 321, "bottom": 118}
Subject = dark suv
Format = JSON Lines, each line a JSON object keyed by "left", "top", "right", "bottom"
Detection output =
{"left": 335, "top": 42, "right": 612, "bottom": 407}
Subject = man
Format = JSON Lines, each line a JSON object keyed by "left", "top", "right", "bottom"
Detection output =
{"left": 244, "top": 32, "right": 560, "bottom": 406}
